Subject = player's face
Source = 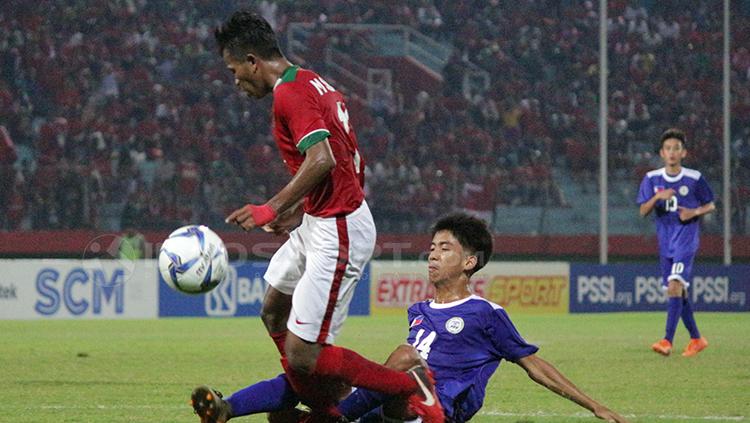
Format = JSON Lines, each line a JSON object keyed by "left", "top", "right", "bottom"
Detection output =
{"left": 428, "top": 230, "right": 475, "bottom": 285}
{"left": 223, "top": 50, "right": 268, "bottom": 99}
{"left": 660, "top": 138, "right": 686, "bottom": 167}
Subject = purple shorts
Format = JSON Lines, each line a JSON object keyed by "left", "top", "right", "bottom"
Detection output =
{"left": 660, "top": 254, "right": 695, "bottom": 289}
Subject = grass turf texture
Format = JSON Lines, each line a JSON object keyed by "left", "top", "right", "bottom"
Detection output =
{"left": 2, "top": 313, "right": 748, "bottom": 423}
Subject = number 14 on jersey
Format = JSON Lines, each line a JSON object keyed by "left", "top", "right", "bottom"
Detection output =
{"left": 412, "top": 329, "right": 437, "bottom": 360}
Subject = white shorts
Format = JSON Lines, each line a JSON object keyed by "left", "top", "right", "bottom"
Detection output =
{"left": 264, "top": 201, "right": 376, "bottom": 344}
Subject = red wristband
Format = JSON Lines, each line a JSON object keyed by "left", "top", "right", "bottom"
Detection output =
{"left": 248, "top": 204, "right": 277, "bottom": 227}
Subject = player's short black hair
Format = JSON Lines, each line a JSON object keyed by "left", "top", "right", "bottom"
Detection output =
{"left": 215, "top": 9, "right": 283, "bottom": 60}
{"left": 660, "top": 128, "right": 686, "bottom": 149}
{"left": 431, "top": 213, "right": 493, "bottom": 276}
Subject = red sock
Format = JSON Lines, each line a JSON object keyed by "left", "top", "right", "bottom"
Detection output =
{"left": 270, "top": 330, "right": 287, "bottom": 357}
{"left": 314, "top": 345, "right": 417, "bottom": 395}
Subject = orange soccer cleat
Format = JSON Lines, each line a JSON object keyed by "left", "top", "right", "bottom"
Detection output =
{"left": 682, "top": 337, "right": 708, "bottom": 357}
{"left": 651, "top": 339, "right": 672, "bottom": 356}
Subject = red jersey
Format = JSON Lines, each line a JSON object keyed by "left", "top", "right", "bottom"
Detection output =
{"left": 272, "top": 66, "right": 364, "bottom": 217}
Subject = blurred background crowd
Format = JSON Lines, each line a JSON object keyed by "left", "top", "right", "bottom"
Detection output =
{"left": 1, "top": 0, "right": 749, "bottom": 234}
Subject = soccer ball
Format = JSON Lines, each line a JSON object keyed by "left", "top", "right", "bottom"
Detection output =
{"left": 158, "top": 225, "right": 229, "bottom": 294}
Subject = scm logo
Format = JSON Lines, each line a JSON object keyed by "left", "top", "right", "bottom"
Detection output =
{"left": 205, "top": 267, "right": 267, "bottom": 316}
{"left": 35, "top": 268, "right": 124, "bottom": 316}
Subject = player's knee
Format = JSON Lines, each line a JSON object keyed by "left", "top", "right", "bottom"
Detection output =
{"left": 384, "top": 344, "right": 422, "bottom": 371}
{"left": 285, "top": 351, "right": 316, "bottom": 376}
{"left": 667, "top": 280, "right": 684, "bottom": 297}
{"left": 285, "top": 352, "right": 316, "bottom": 375}
{"left": 285, "top": 338, "right": 318, "bottom": 375}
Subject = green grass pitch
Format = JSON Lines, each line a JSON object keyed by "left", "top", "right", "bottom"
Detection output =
{"left": 2, "top": 313, "right": 748, "bottom": 423}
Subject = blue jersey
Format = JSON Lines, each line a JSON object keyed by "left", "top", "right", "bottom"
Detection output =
{"left": 406, "top": 295, "right": 538, "bottom": 422}
{"left": 636, "top": 167, "right": 714, "bottom": 258}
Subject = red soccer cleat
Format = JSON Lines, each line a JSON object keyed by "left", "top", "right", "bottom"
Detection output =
{"left": 651, "top": 339, "right": 672, "bottom": 356}
{"left": 682, "top": 337, "right": 708, "bottom": 357}
{"left": 407, "top": 366, "right": 444, "bottom": 423}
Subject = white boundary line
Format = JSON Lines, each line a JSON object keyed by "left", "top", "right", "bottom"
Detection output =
{"left": 480, "top": 410, "right": 747, "bottom": 421}
{"left": 20, "top": 406, "right": 749, "bottom": 421}
{"left": 34, "top": 405, "right": 184, "bottom": 410}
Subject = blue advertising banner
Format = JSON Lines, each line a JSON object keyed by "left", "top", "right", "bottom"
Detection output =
{"left": 159, "top": 261, "right": 370, "bottom": 317}
{"left": 570, "top": 263, "right": 750, "bottom": 313}
{"left": 0, "top": 259, "right": 158, "bottom": 320}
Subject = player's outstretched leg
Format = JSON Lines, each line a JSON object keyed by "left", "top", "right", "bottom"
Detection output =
{"left": 287, "top": 339, "right": 444, "bottom": 423}
{"left": 191, "top": 386, "right": 233, "bottom": 423}
{"left": 337, "top": 344, "right": 427, "bottom": 422}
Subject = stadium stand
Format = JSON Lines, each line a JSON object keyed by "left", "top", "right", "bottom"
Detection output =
{"left": 1, "top": 0, "right": 748, "bottom": 237}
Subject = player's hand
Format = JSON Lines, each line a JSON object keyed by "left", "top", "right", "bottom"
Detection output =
{"left": 678, "top": 206, "right": 697, "bottom": 222}
{"left": 225, "top": 204, "right": 277, "bottom": 231}
{"left": 654, "top": 188, "right": 675, "bottom": 201}
{"left": 263, "top": 203, "right": 304, "bottom": 235}
{"left": 594, "top": 406, "right": 629, "bottom": 423}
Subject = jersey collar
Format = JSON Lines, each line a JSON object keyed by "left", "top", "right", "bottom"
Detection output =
{"left": 429, "top": 294, "right": 478, "bottom": 309}
{"left": 661, "top": 167, "right": 684, "bottom": 183}
{"left": 274, "top": 65, "right": 299, "bottom": 90}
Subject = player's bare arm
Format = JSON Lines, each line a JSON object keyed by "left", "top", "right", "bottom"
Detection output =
{"left": 516, "top": 354, "right": 629, "bottom": 423}
{"left": 266, "top": 139, "right": 335, "bottom": 213}
{"left": 678, "top": 201, "right": 716, "bottom": 222}
{"left": 639, "top": 188, "right": 675, "bottom": 217}
{"left": 226, "top": 139, "right": 335, "bottom": 230}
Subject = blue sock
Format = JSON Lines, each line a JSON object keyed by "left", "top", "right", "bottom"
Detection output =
{"left": 681, "top": 297, "right": 701, "bottom": 339}
{"left": 359, "top": 408, "right": 386, "bottom": 423}
{"left": 337, "top": 388, "right": 391, "bottom": 420}
{"left": 665, "top": 297, "right": 683, "bottom": 343}
{"left": 226, "top": 374, "right": 299, "bottom": 417}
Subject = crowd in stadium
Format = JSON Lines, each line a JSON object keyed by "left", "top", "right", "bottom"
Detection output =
{"left": 1, "top": 0, "right": 748, "bottom": 233}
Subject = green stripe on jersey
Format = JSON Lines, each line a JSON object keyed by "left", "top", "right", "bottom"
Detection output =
{"left": 280, "top": 65, "right": 299, "bottom": 84}
{"left": 297, "top": 129, "right": 330, "bottom": 153}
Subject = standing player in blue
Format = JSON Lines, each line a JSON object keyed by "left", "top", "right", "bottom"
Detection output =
{"left": 637, "top": 128, "right": 715, "bottom": 357}
{"left": 333, "top": 214, "right": 628, "bottom": 422}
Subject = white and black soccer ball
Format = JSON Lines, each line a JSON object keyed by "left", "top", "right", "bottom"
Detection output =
{"left": 158, "top": 225, "right": 229, "bottom": 294}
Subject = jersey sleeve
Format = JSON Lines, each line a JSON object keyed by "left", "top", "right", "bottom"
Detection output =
{"left": 406, "top": 304, "right": 419, "bottom": 327}
{"left": 274, "top": 84, "right": 331, "bottom": 153}
{"left": 694, "top": 175, "right": 715, "bottom": 205}
{"left": 405, "top": 303, "right": 424, "bottom": 345}
{"left": 486, "top": 308, "right": 539, "bottom": 362}
{"left": 636, "top": 175, "right": 653, "bottom": 205}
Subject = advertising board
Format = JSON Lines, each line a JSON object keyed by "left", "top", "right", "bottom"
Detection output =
{"left": 0, "top": 259, "right": 158, "bottom": 319}
{"left": 570, "top": 264, "right": 750, "bottom": 312}
{"left": 370, "top": 261, "right": 569, "bottom": 315}
{"left": 159, "top": 261, "right": 370, "bottom": 317}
